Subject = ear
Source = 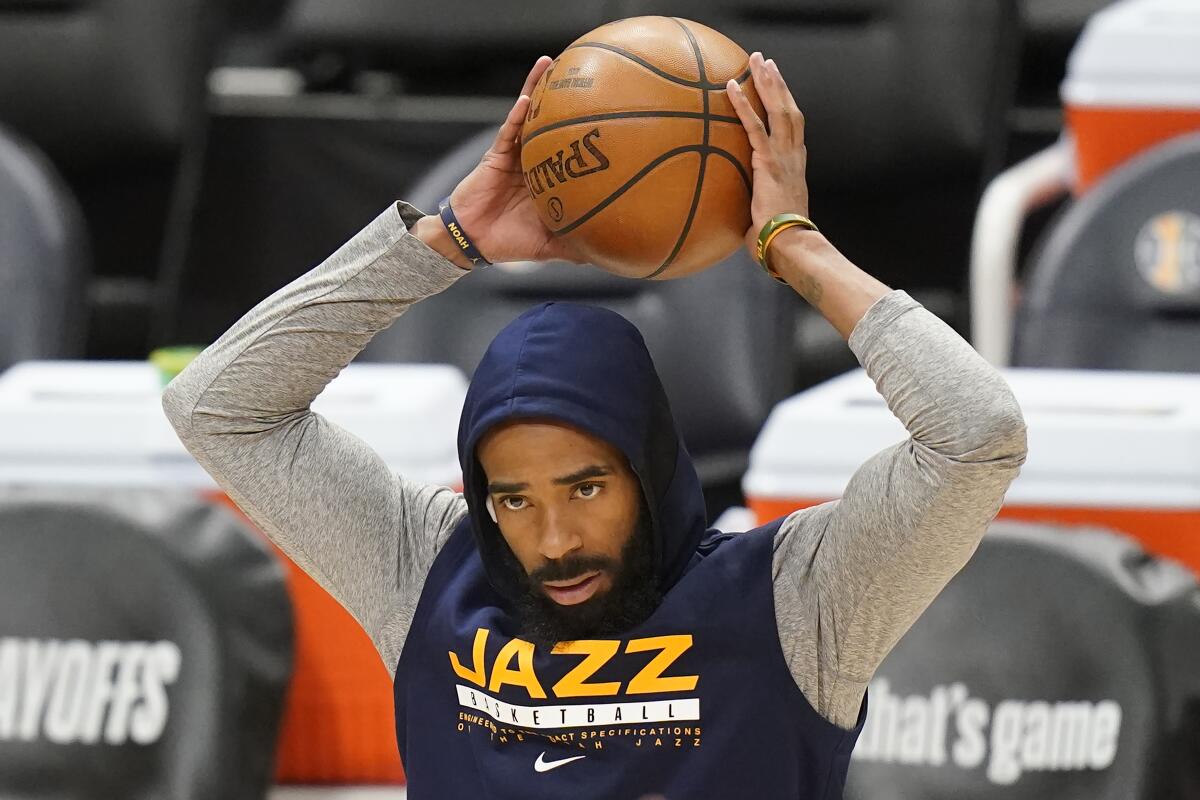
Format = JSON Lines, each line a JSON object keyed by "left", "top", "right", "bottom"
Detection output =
{"left": 485, "top": 495, "right": 498, "bottom": 523}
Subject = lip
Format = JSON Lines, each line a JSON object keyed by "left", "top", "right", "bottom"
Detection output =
{"left": 542, "top": 571, "right": 602, "bottom": 606}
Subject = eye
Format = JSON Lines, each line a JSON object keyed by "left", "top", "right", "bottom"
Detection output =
{"left": 573, "top": 482, "right": 603, "bottom": 499}
{"left": 500, "top": 496, "right": 528, "bottom": 511}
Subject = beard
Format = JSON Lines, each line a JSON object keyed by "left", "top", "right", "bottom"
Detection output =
{"left": 510, "top": 503, "right": 661, "bottom": 649}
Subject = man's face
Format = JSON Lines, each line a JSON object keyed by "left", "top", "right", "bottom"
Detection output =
{"left": 477, "top": 420, "right": 659, "bottom": 645}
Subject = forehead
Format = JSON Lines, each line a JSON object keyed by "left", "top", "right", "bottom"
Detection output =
{"left": 477, "top": 419, "right": 626, "bottom": 473}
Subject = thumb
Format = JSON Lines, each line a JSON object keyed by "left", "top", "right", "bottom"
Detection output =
{"left": 490, "top": 94, "right": 531, "bottom": 159}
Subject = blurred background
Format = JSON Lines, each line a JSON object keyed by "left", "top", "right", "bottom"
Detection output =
{"left": 2, "top": 0, "right": 1200, "bottom": 797}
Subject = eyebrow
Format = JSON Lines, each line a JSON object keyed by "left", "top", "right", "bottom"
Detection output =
{"left": 487, "top": 480, "right": 528, "bottom": 494}
{"left": 486, "top": 464, "right": 614, "bottom": 495}
{"left": 553, "top": 464, "right": 613, "bottom": 486}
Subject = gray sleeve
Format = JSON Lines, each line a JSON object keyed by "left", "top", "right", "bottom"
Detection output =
{"left": 771, "top": 290, "right": 1028, "bottom": 729}
{"left": 162, "top": 203, "right": 470, "bottom": 676}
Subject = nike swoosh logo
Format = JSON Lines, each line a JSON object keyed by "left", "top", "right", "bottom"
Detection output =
{"left": 534, "top": 752, "right": 587, "bottom": 773}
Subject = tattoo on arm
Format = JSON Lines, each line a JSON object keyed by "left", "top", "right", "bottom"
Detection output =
{"left": 794, "top": 273, "right": 824, "bottom": 306}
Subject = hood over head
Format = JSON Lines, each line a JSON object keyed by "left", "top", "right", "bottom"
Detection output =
{"left": 457, "top": 302, "right": 707, "bottom": 608}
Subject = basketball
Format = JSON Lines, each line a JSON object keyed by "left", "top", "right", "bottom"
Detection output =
{"left": 520, "top": 16, "right": 765, "bottom": 279}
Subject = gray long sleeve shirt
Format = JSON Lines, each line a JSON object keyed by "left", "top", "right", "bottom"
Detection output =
{"left": 162, "top": 202, "right": 1027, "bottom": 730}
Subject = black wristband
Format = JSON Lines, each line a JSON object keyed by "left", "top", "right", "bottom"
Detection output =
{"left": 437, "top": 196, "right": 492, "bottom": 267}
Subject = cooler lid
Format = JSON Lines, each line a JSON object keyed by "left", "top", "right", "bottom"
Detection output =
{"left": 745, "top": 368, "right": 1200, "bottom": 508}
{"left": 1062, "top": 0, "right": 1200, "bottom": 107}
{"left": 0, "top": 361, "right": 467, "bottom": 488}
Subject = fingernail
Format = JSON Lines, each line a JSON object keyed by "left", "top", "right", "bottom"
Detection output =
{"left": 767, "top": 58, "right": 777, "bottom": 70}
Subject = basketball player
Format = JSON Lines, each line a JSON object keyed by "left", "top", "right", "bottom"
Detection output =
{"left": 164, "top": 53, "right": 1026, "bottom": 798}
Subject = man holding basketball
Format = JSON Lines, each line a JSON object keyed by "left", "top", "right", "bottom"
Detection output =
{"left": 165, "top": 52, "right": 1025, "bottom": 799}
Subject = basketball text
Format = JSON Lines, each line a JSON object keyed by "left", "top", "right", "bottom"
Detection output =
{"left": 524, "top": 128, "right": 610, "bottom": 198}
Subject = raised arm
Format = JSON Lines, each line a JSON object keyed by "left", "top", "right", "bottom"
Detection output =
{"left": 162, "top": 202, "right": 471, "bottom": 670}
{"left": 162, "top": 56, "right": 586, "bottom": 672}
{"left": 729, "top": 54, "right": 1027, "bottom": 728}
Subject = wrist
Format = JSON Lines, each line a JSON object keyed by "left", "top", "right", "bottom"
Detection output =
{"left": 770, "top": 226, "right": 892, "bottom": 338}
{"left": 766, "top": 225, "right": 830, "bottom": 278}
{"left": 411, "top": 214, "right": 473, "bottom": 270}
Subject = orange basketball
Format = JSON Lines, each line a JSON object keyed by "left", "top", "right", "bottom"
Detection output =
{"left": 521, "top": 16, "right": 765, "bottom": 279}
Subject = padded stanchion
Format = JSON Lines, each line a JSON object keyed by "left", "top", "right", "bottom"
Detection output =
{"left": 845, "top": 520, "right": 1200, "bottom": 799}
{"left": 0, "top": 488, "right": 293, "bottom": 799}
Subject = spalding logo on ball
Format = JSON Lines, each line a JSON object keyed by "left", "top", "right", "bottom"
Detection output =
{"left": 521, "top": 16, "right": 766, "bottom": 280}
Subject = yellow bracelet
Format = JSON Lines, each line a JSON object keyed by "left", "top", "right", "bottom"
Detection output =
{"left": 755, "top": 213, "right": 819, "bottom": 282}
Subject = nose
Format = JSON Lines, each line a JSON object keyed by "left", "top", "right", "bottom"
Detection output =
{"left": 537, "top": 508, "right": 583, "bottom": 561}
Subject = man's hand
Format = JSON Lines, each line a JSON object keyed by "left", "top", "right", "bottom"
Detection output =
{"left": 726, "top": 52, "right": 813, "bottom": 259}
{"left": 413, "top": 57, "right": 587, "bottom": 268}
{"left": 728, "top": 52, "right": 890, "bottom": 338}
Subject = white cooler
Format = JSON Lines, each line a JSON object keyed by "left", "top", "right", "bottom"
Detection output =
{"left": 744, "top": 368, "right": 1200, "bottom": 575}
{"left": 1063, "top": 0, "right": 1200, "bottom": 193}
{"left": 0, "top": 360, "right": 467, "bottom": 788}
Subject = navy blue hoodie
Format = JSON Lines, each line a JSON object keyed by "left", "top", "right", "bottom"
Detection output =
{"left": 393, "top": 302, "right": 863, "bottom": 798}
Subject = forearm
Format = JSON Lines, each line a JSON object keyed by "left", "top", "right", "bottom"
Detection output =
{"left": 769, "top": 227, "right": 891, "bottom": 340}
{"left": 768, "top": 227, "right": 1027, "bottom": 461}
{"left": 162, "top": 203, "right": 470, "bottom": 662}
{"left": 849, "top": 291, "right": 1027, "bottom": 463}
{"left": 164, "top": 202, "right": 464, "bottom": 443}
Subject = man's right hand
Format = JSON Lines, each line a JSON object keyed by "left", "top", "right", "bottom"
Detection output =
{"left": 412, "top": 57, "right": 587, "bottom": 268}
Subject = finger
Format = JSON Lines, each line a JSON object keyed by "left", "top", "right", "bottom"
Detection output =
{"left": 493, "top": 56, "right": 554, "bottom": 155}
{"left": 491, "top": 94, "right": 530, "bottom": 156}
{"left": 519, "top": 55, "right": 554, "bottom": 100}
{"left": 726, "top": 77, "right": 770, "bottom": 151}
{"left": 750, "top": 53, "right": 790, "bottom": 144}
{"left": 766, "top": 58, "right": 801, "bottom": 113}
{"left": 766, "top": 58, "right": 805, "bottom": 144}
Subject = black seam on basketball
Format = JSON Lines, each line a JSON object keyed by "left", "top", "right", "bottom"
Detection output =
{"left": 548, "top": 144, "right": 750, "bottom": 240}
{"left": 565, "top": 41, "right": 742, "bottom": 90}
{"left": 522, "top": 110, "right": 741, "bottom": 146}
{"left": 551, "top": 145, "right": 706, "bottom": 236}
{"left": 648, "top": 17, "right": 710, "bottom": 279}
{"left": 706, "top": 147, "right": 753, "bottom": 193}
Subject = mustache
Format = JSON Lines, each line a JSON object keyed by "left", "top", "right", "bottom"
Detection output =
{"left": 529, "top": 554, "right": 618, "bottom": 584}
